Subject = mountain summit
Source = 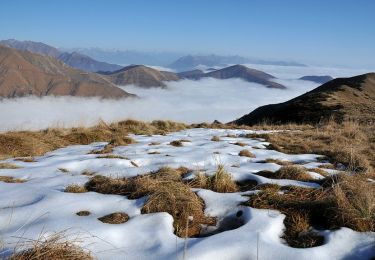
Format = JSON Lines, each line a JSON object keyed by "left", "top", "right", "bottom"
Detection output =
{"left": 204, "top": 65, "right": 286, "bottom": 89}
{"left": 101, "top": 65, "right": 179, "bottom": 88}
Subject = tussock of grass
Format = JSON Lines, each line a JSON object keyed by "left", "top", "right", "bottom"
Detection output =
{"left": 169, "top": 140, "right": 183, "bottom": 147}
{"left": 58, "top": 168, "right": 69, "bottom": 173}
{"left": 76, "top": 211, "right": 90, "bottom": 216}
{"left": 211, "top": 136, "right": 220, "bottom": 141}
{"left": 81, "top": 171, "right": 95, "bottom": 176}
{"left": 0, "top": 163, "right": 21, "bottom": 169}
{"left": 264, "top": 158, "right": 292, "bottom": 166}
{"left": 190, "top": 165, "right": 238, "bottom": 193}
{"left": 233, "top": 142, "right": 247, "bottom": 147}
{"left": 255, "top": 166, "right": 312, "bottom": 182}
{"left": 64, "top": 184, "right": 87, "bottom": 193}
{"left": 93, "top": 136, "right": 135, "bottom": 154}
{"left": 148, "top": 151, "right": 160, "bottom": 154}
{"left": 9, "top": 233, "right": 92, "bottom": 260}
{"left": 148, "top": 142, "right": 160, "bottom": 146}
{"left": 333, "top": 174, "right": 375, "bottom": 231}
{"left": 0, "top": 176, "right": 25, "bottom": 183}
{"left": 238, "top": 149, "right": 255, "bottom": 158}
{"left": 98, "top": 212, "right": 129, "bottom": 224}
{"left": 96, "top": 154, "right": 129, "bottom": 159}
{"left": 15, "top": 157, "right": 35, "bottom": 162}
{"left": 85, "top": 167, "right": 215, "bottom": 237}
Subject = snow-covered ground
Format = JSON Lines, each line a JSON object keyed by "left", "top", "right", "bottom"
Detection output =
{"left": 0, "top": 128, "right": 374, "bottom": 259}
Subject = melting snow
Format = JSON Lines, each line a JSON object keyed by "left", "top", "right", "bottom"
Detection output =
{"left": 0, "top": 128, "right": 374, "bottom": 259}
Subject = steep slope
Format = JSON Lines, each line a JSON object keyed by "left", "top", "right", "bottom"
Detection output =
{"left": 233, "top": 73, "right": 375, "bottom": 125}
{"left": 0, "top": 39, "right": 61, "bottom": 57}
{"left": 58, "top": 52, "right": 122, "bottom": 72}
{"left": 205, "top": 65, "right": 286, "bottom": 89}
{"left": 0, "top": 45, "right": 133, "bottom": 98}
{"left": 102, "top": 65, "right": 180, "bottom": 88}
{"left": 299, "top": 75, "right": 333, "bottom": 84}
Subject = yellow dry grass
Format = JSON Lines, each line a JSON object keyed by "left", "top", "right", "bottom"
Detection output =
{"left": 189, "top": 165, "right": 238, "bottom": 193}
{"left": 84, "top": 167, "right": 216, "bottom": 237}
{"left": 9, "top": 233, "right": 92, "bottom": 260}
{"left": 0, "top": 119, "right": 187, "bottom": 159}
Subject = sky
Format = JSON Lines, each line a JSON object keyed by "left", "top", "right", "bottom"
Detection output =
{"left": 0, "top": 0, "right": 374, "bottom": 68}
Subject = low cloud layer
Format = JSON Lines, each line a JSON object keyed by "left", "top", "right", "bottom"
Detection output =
{"left": 0, "top": 64, "right": 371, "bottom": 132}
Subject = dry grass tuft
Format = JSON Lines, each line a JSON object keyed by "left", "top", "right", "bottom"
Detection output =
{"left": 9, "top": 233, "right": 92, "bottom": 260}
{"left": 64, "top": 184, "right": 87, "bottom": 193}
{"left": 0, "top": 176, "right": 26, "bottom": 183}
{"left": 170, "top": 140, "right": 183, "bottom": 147}
{"left": 189, "top": 165, "right": 238, "bottom": 193}
{"left": 81, "top": 171, "right": 95, "bottom": 176}
{"left": 148, "top": 142, "right": 161, "bottom": 146}
{"left": 15, "top": 157, "right": 35, "bottom": 162}
{"left": 96, "top": 154, "right": 129, "bottom": 159}
{"left": 98, "top": 212, "right": 129, "bottom": 224}
{"left": 255, "top": 166, "right": 313, "bottom": 182}
{"left": 148, "top": 151, "right": 161, "bottom": 155}
{"left": 333, "top": 174, "right": 375, "bottom": 231}
{"left": 0, "top": 163, "right": 21, "bottom": 169}
{"left": 211, "top": 136, "right": 220, "bottom": 142}
{"left": 85, "top": 167, "right": 215, "bottom": 237}
{"left": 76, "top": 211, "right": 91, "bottom": 216}
{"left": 238, "top": 149, "right": 255, "bottom": 158}
{"left": 233, "top": 142, "right": 247, "bottom": 147}
{"left": 58, "top": 168, "right": 69, "bottom": 173}
{"left": 264, "top": 159, "right": 292, "bottom": 166}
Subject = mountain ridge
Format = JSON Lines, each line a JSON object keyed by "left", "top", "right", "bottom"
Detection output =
{"left": 0, "top": 45, "right": 134, "bottom": 99}
{"left": 233, "top": 73, "right": 375, "bottom": 125}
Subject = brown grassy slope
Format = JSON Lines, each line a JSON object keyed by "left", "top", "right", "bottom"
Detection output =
{"left": 0, "top": 120, "right": 187, "bottom": 159}
{"left": 233, "top": 73, "right": 375, "bottom": 125}
{"left": 101, "top": 65, "right": 179, "bottom": 88}
{"left": 0, "top": 45, "right": 133, "bottom": 98}
{"left": 245, "top": 121, "right": 374, "bottom": 173}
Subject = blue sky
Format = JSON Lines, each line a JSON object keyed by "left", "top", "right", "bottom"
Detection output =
{"left": 0, "top": 0, "right": 374, "bottom": 68}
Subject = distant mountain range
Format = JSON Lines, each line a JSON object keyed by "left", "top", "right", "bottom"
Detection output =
{"left": 57, "top": 52, "right": 122, "bottom": 72}
{"left": 169, "top": 54, "right": 306, "bottom": 71}
{"left": 0, "top": 45, "right": 133, "bottom": 99}
{"left": 0, "top": 39, "right": 122, "bottom": 73}
{"left": 100, "top": 65, "right": 179, "bottom": 88}
{"left": 178, "top": 65, "right": 286, "bottom": 89}
{"left": 299, "top": 75, "right": 334, "bottom": 84}
{"left": 0, "top": 39, "right": 307, "bottom": 74}
{"left": 100, "top": 64, "right": 285, "bottom": 89}
{"left": 233, "top": 73, "right": 375, "bottom": 125}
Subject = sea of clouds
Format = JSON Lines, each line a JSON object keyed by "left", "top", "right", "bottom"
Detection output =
{"left": 0, "top": 64, "right": 371, "bottom": 132}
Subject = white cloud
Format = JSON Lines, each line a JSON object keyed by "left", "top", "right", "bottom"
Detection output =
{"left": 0, "top": 64, "right": 369, "bottom": 132}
